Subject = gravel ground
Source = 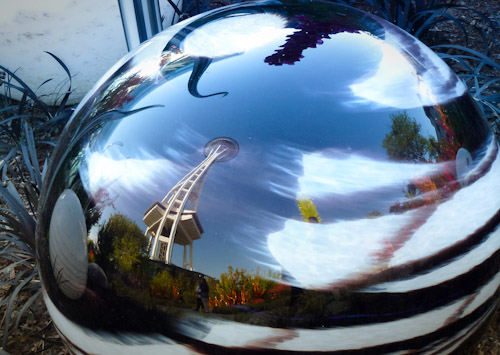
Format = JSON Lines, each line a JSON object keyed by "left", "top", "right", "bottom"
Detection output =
{"left": 1, "top": 0, "right": 499, "bottom": 354}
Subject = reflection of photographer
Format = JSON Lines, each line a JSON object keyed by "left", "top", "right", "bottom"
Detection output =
{"left": 195, "top": 275, "right": 210, "bottom": 312}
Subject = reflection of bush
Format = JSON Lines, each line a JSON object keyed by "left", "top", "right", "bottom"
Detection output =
{"left": 211, "top": 266, "right": 284, "bottom": 307}
{"left": 147, "top": 265, "right": 287, "bottom": 310}
{"left": 149, "top": 266, "right": 212, "bottom": 307}
{"left": 95, "top": 214, "right": 155, "bottom": 297}
{"left": 294, "top": 291, "right": 328, "bottom": 320}
{"left": 297, "top": 198, "right": 321, "bottom": 223}
{"left": 150, "top": 271, "right": 179, "bottom": 299}
{"left": 173, "top": 271, "right": 196, "bottom": 305}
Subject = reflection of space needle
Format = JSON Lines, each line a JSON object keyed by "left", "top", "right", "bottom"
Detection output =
{"left": 143, "top": 137, "right": 239, "bottom": 270}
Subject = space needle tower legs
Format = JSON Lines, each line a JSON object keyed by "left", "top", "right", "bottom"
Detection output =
{"left": 143, "top": 137, "right": 239, "bottom": 270}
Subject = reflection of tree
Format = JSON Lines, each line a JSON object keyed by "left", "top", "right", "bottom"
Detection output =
{"left": 96, "top": 214, "right": 147, "bottom": 272}
{"left": 265, "top": 15, "right": 357, "bottom": 66}
{"left": 83, "top": 186, "right": 117, "bottom": 233}
{"left": 97, "top": 73, "right": 144, "bottom": 112}
{"left": 297, "top": 198, "right": 321, "bottom": 223}
{"left": 85, "top": 205, "right": 102, "bottom": 233}
{"left": 381, "top": 112, "right": 460, "bottom": 215}
{"left": 382, "top": 111, "right": 435, "bottom": 162}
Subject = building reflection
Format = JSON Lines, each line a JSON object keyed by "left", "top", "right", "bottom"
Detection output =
{"left": 144, "top": 137, "right": 239, "bottom": 270}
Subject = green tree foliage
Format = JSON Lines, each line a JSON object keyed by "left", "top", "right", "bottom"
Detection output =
{"left": 96, "top": 214, "right": 147, "bottom": 272}
{"left": 382, "top": 111, "right": 434, "bottom": 162}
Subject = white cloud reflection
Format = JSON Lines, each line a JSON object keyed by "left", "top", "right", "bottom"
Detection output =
{"left": 350, "top": 35, "right": 421, "bottom": 108}
{"left": 182, "top": 13, "right": 294, "bottom": 58}
{"left": 298, "top": 151, "right": 442, "bottom": 197}
{"left": 390, "top": 145, "right": 500, "bottom": 266}
{"left": 80, "top": 146, "right": 184, "bottom": 211}
{"left": 267, "top": 142, "right": 500, "bottom": 290}
{"left": 267, "top": 211, "right": 417, "bottom": 289}
{"left": 383, "top": 28, "right": 467, "bottom": 102}
{"left": 85, "top": 153, "right": 176, "bottom": 193}
{"left": 348, "top": 30, "right": 466, "bottom": 109}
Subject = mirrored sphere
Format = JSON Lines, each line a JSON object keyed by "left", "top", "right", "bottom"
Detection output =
{"left": 37, "top": 0, "right": 500, "bottom": 353}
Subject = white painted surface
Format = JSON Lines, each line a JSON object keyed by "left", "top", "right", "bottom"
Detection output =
{"left": 0, "top": 0, "right": 128, "bottom": 104}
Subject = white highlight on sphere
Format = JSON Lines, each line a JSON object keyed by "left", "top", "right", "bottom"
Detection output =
{"left": 49, "top": 189, "right": 88, "bottom": 300}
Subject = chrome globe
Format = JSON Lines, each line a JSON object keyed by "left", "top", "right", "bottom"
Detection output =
{"left": 37, "top": 0, "right": 500, "bottom": 353}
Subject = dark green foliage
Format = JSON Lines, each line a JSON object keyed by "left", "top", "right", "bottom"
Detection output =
{"left": 433, "top": 44, "right": 500, "bottom": 132}
{"left": 96, "top": 213, "right": 147, "bottom": 272}
{"left": 382, "top": 111, "right": 435, "bottom": 162}
{"left": 149, "top": 268, "right": 199, "bottom": 305}
{"left": 150, "top": 270, "right": 177, "bottom": 297}
{"left": 364, "top": 0, "right": 450, "bottom": 35}
{"left": 0, "top": 53, "right": 73, "bottom": 350}
{"left": 0, "top": 53, "right": 73, "bottom": 248}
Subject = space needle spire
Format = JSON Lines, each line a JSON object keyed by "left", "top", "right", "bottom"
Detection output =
{"left": 143, "top": 137, "right": 239, "bottom": 270}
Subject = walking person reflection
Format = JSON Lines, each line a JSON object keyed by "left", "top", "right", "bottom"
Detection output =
{"left": 195, "top": 275, "right": 210, "bottom": 312}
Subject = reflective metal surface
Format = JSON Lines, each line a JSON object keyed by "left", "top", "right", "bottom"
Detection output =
{"left": 37, "top": 1, "right": 500, "bottom": 353}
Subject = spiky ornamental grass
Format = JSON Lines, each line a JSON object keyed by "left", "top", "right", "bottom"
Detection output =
{"left": 0, "top": 52, "right": 73, "bottom": 351}
{"left": 0, "top": 0, "right": 499, "bottom": 353}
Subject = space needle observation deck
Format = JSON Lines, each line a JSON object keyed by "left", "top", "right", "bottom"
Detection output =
{"left": 143, "top": 137, "right": 239, "bottom": 270}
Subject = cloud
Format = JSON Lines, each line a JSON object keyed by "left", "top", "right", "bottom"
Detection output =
{"left": 299, "top": 150, "right": 442, "bottom": 197}
{"left": 348, "top": 30, "right": 466, "bottom": 109}
{"left": 182, "top": 13, "right": 294, "bottom": 58}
